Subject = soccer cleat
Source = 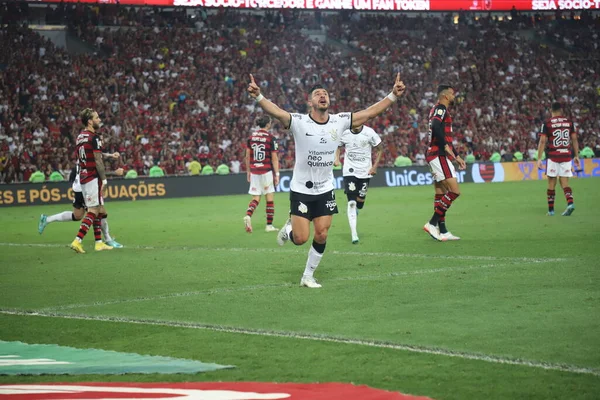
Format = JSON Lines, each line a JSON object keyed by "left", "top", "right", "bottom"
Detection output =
{"left": 265, "top": 224, "right": 278, "bottom": 232}
{"left": 440, "top": 232, "right": 461, "bottom": 241}
{"left": 300, "top": 276, "right": 322, "bottom": 288}
{"left": 277, "top": 217, "right": 292, "bottom": 246}
{"left": 95, "top": 242, "right": 113, "bottom": 251}
{"left": 105, "top": 239, "right": 123, "bottom": 248}
{"left": 547, "top": 211, "right": 555, "bottom": 216}
{"left": 70, "top": 239, "right": 86, "bottom": 254}
{"left": 243, "top": 215, "right": 253, "bottom": 233}
{"left": 352, "top": 235, "right": 359, "bottom": 244}
{"left": 38, "top": 214, "right": 48, "bottom": 234}
{"left": 423, "top": 222, "right": 442, "bottom": 241}
{"left": 561, "top": 204, "right": 575, "bottom": 216}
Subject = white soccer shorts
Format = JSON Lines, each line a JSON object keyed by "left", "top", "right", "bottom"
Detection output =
{"left": 81, "top": 178, "right": 104, "bottom": 207}
{"left": 546, "top": 159, "right": 573, "bottom": 178}
{"left": 248, "top": 172, "right": 275, "bottom": 195}
{"left": 428, "top": 156, "right": 457, "bottom": 182}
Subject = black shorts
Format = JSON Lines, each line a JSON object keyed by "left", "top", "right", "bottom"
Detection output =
{"left": 73, "top": 191, "right": 86, "bottom": 209}
{"left": 343, "top": 176, "right": 370, "bottom": 199}
{"left": 290, "top": 190, "right": 338, "bottom": 221}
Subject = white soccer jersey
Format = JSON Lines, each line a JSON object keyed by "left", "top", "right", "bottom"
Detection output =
{"left": 289, "top": 112, "right": 352, "bottom": 195}
{"left": 340, "top": 126, "right": 382, "bottom": 179}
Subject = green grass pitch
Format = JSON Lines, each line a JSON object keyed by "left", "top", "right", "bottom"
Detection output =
{"left": 1, "top": 179, "right": 599, "bottom": 400}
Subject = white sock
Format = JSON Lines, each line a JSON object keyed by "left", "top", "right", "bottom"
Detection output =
{"left": 47, "top": 211, "right": 73, "bottom": 223}
{"left": 303, "top": 245, "right": 323, "bottom": 278}
{"left": 347, "top": 200, "right": 358, "bottom": 238}
{"left": 101, "top": 218, "right": 113, "bottom": 242}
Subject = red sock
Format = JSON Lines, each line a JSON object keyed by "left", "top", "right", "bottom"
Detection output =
{"left": 547, "top": 189, "right": 556, "bottom": 212}
{"left": 266, "top": 201, "right": 274, "bottom": 225}
{"left": 563, "top": 186, "right": 573, "bottom": 205}
{"left": 93, "top": 217, "right": 102, "bottom": 242}
{"left": 435, "top": 192, "right": 460, "bottom": 216}
{"left": 246, "top": 199, "right": 259, "bottom": 217}
{"left": 77, "top": 212, "right": 96, "bottom": 240}
{"left": 434, "top": 194, "right": 443, "bottom": 211}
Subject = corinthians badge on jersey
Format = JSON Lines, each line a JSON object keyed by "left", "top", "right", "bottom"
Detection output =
{"left": 329, "top": 129, "right": 339, "bottom": 141}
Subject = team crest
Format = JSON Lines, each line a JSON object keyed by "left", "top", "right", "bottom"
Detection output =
{"left": 298, "top": 202, "right": 308, "bottom": 214}
{"left": 436, "top": 109, "right": 444, "bottom": 116}
{"left": 471, "top": 163, "right": 506, "bottom": 183}
{"left": 329, "top": 129, "right": 339, "bottom": 141}
{"left": 348, "top": 182, "right": 356, "bottom": 191}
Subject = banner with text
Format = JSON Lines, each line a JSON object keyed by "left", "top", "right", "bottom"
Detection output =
{"left": 26, "top": 0, "right": 600, "bottom": 11}
{"left": 0, "top": 158, "right": 597, "bottom": 207}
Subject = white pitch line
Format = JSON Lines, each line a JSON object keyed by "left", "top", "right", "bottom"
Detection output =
{"left": 36, "top": 261, "right": 521, "bottom": 311}
{"left": 1, "top": 310, "right": 598, "bottom": 377}
{"left": 0, "top": 242, "right": 568, "bottom": 263}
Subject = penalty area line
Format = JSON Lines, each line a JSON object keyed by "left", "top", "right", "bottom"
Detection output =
{"left": 1, "top": 309, "right": 598, "bottom": 377}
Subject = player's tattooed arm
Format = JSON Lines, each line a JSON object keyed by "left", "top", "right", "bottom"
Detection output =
{"left": 94, "top": 152, "right": 107, "bottom": 181}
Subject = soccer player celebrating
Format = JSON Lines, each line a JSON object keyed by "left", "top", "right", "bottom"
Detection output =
{"left": 423, "top": 85, "right": 466, "bottom": 241}
{"left": 247, "top": 73, "right": 406, "bottom": 288}
{"left": 69, "top": 108, "right": 114, "bottom": 253}
{"left": 244, "top": 115, "right": 280, "bottom": 233}
{"left": 334, "top": 124, "right": 383, "bottom": 244}
{"left": 537, "top": 102, "right": 580, "bottom": 216}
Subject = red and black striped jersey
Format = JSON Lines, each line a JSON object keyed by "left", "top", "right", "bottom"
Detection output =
{"left": 540, "top": 116, "right": 575, "bottom": 163}
{"left": 75, "top": 130, "right": 102, "bottom": 184}
{"left": 426, "top": 104, "right": 454, "bottom": 161}
{"left": 246, "top": 129, "right": 278, "bottom": 175}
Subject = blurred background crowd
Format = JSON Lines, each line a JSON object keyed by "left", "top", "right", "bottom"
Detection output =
{"left": 0, "top": 1, "right": 599, "bottom": 183}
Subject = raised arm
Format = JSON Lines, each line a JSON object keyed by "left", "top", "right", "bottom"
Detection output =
{"left": 248, "top": 74, "right": 291, "bottom": 129}
{"left": 353, "top": 73, "right": 406, "bottom": 128}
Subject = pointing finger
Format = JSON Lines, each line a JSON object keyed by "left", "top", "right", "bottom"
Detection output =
{"left": 396, "top": 72, "right": 401, "bottom": 83}
{"left": 250, "top": 74, "right": 256, "bottom": 84}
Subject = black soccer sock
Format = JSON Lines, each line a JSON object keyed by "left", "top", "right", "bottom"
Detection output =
{"left": 438, "top": 217, "right": 448, "bottom": 234}
{"left": 312, "top": 240, "right": 326, "bottom": 254}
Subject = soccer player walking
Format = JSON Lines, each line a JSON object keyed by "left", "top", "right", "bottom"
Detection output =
{"left": 69, "top": 108, "right": 114, "bottom": 253}
{"left": 334, "top": 124, "right": 383, "bottom": 244}
{"left": 423, "top": 85, "right": 466, "bottom": 241}
{"left": 537, "top": 102, "right": 580, "bottom": 216}
{"left": 247, "top": 73, "right": 405, "bottom": 288}
{"left": 244, "top": 115, "right": 280, "bottom": 233}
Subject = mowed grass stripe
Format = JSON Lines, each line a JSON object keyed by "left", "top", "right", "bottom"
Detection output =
{"left": 0, "top": 242, "right": 569, "bottom": 263}
{"left": 18, "top": 260, "right": 555, "bottom": 311}
{"left": 2, "top": 309, "right": 598, "bottom": 377}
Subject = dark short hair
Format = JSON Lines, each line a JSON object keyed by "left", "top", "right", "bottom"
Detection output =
{"left": 79, "top": 108, "right": 95, "bottom": 127}
{"left": 551, "top": 102, "right": 562, "bottom": 112}
{"left": 308, "top": 84, "right": 326, "bottom": 97}
{"left": 255, "top": 115, "right": 271, "bottom": 128}
{"left": 437, "top": 84, "right": 454, "bottom": 95}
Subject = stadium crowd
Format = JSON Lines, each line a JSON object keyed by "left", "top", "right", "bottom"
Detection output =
{"left": 0, "top": 3, "right": 599, "bottom": 183}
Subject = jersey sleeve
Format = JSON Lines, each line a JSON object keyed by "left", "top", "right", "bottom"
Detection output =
{"left": 337, "top": 113, "right": 352, "bottom": 131}
{"left": 288, "top": 113, "right": 301, "bottom": 132}
{"left": 539, "top": 121, "right": 549, "bottom": 137}
{"left": 271, "top": 136, "right": 279, "bottom": 152}
{"left": 370, "top": 131, "right": 382, "bottom": 147}
{"left": 91, "top": 135, "right": 102, "bottom": 152}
